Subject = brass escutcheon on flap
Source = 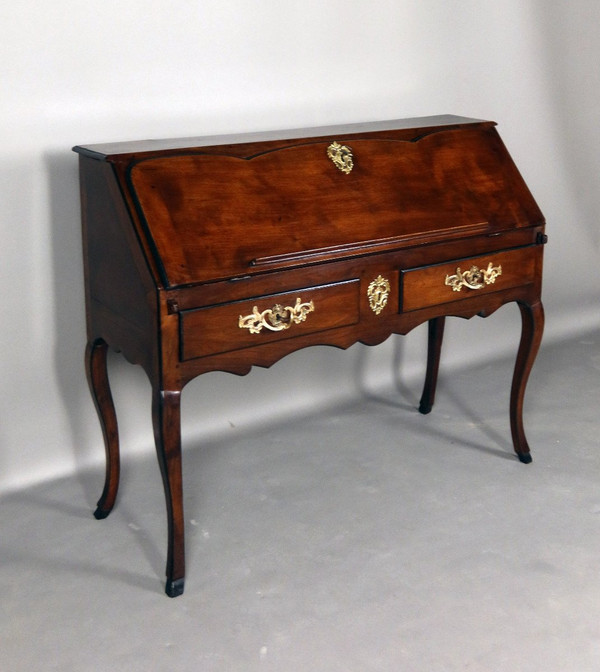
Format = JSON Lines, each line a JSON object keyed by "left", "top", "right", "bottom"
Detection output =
{"left": 239, "top": 298, "right": 315, "bottom": 334}
{"left": 327, "top": 141, "right": 354, "bottom": 174}
{"left": 444, "top": 262, "right": 502, "bottom": 292}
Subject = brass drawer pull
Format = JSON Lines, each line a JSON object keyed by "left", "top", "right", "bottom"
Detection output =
{"left": 327, "top": 141, "right": 354, "bottom": 174}
{"left": 239, "top": 298, "right": 315, "bottom": 334}
{"left": 445, "top": 262, "right": 502, "bottom": 292}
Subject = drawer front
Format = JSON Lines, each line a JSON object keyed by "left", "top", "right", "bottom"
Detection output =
{"left": 400, "top": 247, "right": 537, "bottom": 312}
{"left": 180, "top": 280, "right": 360, "bottom": 360}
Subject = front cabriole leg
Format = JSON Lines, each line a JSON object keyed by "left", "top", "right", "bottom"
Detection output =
{"left": 510, "top": 300, "right": 545, "bottom": 464}
{"left": 85, "top": 338, "right": 120, "bottom": 519}
{"left": 152, "top": 387, "right": 185, "bottom": 597}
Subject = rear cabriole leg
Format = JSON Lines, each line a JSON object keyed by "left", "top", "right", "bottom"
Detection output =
{"left": 85, "top": 339, "right": 121, "bottom": 519}
{"left": 419, "top": 316, "right": 446, "bottom": 415}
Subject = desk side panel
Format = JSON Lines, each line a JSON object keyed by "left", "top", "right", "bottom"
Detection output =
{"left": 79, "top": 156, "right": 159, "bottom": 378}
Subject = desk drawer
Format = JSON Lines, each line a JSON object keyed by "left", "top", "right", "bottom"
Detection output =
{"left": 400, "top": 247, "right": 536, "bottom": 312}
{"left": 180, "top": 280, "right": 360, "bottom": 360}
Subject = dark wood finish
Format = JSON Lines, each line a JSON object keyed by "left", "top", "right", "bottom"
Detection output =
{"left": 74, "top": 115, "right": 546, "bottom": 596}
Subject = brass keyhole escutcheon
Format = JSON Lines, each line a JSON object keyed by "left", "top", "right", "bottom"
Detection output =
{"left": 266, "top": 304, "right": 290, "bottom": 329}
{"left": 327, "top": 141, "right": 354, "bottom": 174}
{"left": 367, "top": 275, "right": 390, "bottom": 315}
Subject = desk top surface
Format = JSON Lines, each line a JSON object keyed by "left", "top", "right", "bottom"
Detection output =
{"left": 73, "top": 115, "right": 492, "bottom": 161}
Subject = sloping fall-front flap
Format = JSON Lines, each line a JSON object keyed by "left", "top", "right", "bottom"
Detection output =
{"left": 126, "top": 125, "right": 543, "bottom": 288}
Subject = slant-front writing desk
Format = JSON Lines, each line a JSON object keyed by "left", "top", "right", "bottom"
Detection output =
{"left": 74, "top": 115, "right": 545, "bottom": 596}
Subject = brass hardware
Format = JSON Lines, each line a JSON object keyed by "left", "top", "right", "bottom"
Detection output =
{"left": 239, "top": 298, "right": 315, "bottom": 334}
{"left": 367, "top": 275, "right": 391, "bottom": 314}
{"left": 327, "top": 141, "right": 354, "bottom": 174}
{"left": 445, "top": 262, "right": 502, "bottom": 292}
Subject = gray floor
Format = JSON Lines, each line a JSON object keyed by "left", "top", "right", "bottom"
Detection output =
{"left": 1, "top": 329, "right": 599, "bottom": 671}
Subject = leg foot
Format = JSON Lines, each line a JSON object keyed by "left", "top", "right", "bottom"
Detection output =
{"left": 165, "top": 578, "right": 185, "bottom": 598}
{"left": 152, "top": 388, "right": 186, "bottom": 597}
{"left": 510, "top": 300, "right": 544, "bottom": 462}
{"left": 85, "top": 339, "right": 120, "bottom": 517}
{"left": 419, "top": 317, "right": 445, "bottom": 415}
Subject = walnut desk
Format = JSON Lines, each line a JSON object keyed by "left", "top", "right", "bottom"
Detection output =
{"left": 74, "top": 115, "right": 546, "bottom": 597}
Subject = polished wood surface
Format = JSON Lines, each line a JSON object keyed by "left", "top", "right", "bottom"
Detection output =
{"left": 401, "top": 246, "right": 539, "bottom": 312}
{"left": 127, "top": 127, "right": 541, "bottom": 286}
{"left": 74, "top": 116, "right": 546, "bottom": 596}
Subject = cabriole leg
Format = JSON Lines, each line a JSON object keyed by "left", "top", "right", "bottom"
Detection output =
{"left": 419, "top": 316, "right": 446, "bottom": 415}
{"left": 510, "top": 300, "right": 545, "bottom": 464}
{"left": 152, "top": 388, "right": 185, "bottom": 597}
{"left": 85, "top": 339, "right": 120, "bottom": 519}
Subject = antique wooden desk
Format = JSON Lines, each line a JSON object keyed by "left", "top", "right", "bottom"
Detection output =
{"left": 74, "top": 115, "right": 545, "bottom": 597}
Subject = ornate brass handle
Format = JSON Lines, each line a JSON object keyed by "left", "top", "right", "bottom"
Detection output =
{"left": 445, "top": 262, "right": 502, "bottom": 292}
{"left": 239, "top": 298, "right": 315, "bottom": 334}
{"left": 327, "top": 141, "right": 354, "bottom": 174}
